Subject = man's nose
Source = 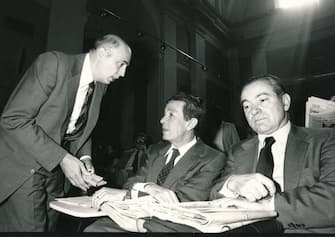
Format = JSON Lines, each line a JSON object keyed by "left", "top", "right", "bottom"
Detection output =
{"left": 160, "top": 116, "right": 166, "bottom": 124}
{"left": 251, "top": 105, "right": 261, "bottom": 115}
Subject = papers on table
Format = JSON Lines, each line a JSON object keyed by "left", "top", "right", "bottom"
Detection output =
{"left": 50, "top": 195, "right": 277, "bottom": 233}
{"left": 50, "top": 196, "right": 106, "bottom": 218}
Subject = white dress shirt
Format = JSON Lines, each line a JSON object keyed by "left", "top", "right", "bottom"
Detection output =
{"left": 258, "top": 121, "right": 291, "bottom": 191}
{"left": 219, "top": 121, "right": 291, "bottom": 197}
{"left": 66, "top": 54, "right": 94, "bottom": 134}
{"left": 164, "top": 137, "right": 197, "bottom": 166}
{"left": 65, "top": 54, "right": 94, "bottom": 161}
{"left": 131, "top": 137, "right": 198, "bottom": 197}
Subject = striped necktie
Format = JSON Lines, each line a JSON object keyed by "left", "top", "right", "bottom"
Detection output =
{"left": 157, "top": 148, "right": 180, "bottom": 185}
{"left": 65, "top": 82, "right": 95, "bottom": 140}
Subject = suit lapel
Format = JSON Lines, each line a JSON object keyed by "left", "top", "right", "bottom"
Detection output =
{"left": 67, "top": 54, "right": 85, "bottom": 115}
{"left": 61, "top": 55, "right": 84, "bottom": 136}
{"left": 77, "top": 83, "right": 105, "bottom": 148}
{"left": 64, "top": 53, "right": 107, "bottom": 152}
{"left": 163, "top": 140, "right": 204, "bottom": 187}
{"left": 236, "top": 137, "right": 259, "bottom": 173}
{"left": 150, "top": 145, "right": 170, "bottom": 181}
{"left": 284, "top": 126, "right": 308, "bottom": 190}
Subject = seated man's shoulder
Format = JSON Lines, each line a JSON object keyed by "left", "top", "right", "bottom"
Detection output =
{"left": 198, "top": 141, "right": 226, "bottom": 163}
{"left": 203, "top": 142, "right": 224, "bottom": 156}
{"left": 147, "top": 140, "right": 170, "bottom": 153}
{"left": 296, "top": 126, "right": 335, "bottom": 140}
{"left": 229, "top": 136, "right": 256, "bottom": 153}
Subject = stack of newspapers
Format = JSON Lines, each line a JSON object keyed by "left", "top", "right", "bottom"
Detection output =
{"left": 305, "top": 96, "right": 335, "bottom": 128}
{"left": 50, "top": 195, "right": 277, "bottom": 233}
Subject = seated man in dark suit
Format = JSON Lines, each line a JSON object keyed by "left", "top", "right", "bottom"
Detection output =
{"left": 85, "top": 92, "right": 225, "bottom": 232}
{"left": 210, "top": 74, "right": 335, "bottom": 233}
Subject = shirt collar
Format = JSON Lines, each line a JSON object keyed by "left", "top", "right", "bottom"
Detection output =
{"left": 258, "top": 121, "right": 291, "bottom": 146}
{"left": 80, "top": 54, "right": 94, "bottom": 86}
{"left": 166, "top": 136, "right": 197, "bottom": 157}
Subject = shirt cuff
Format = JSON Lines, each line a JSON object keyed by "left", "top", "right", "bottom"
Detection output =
{"left": 79, "top": 155, "right": 92, "bottom": 161}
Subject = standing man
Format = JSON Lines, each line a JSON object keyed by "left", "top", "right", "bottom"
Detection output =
{"left": 211, "top": 74, "right": 335, "bottom": 233}
{"left": 85, "top": 92, "right": 225, "bottom": 232}
{"left": 0, "top": 34, "right": 132, "bottom": 231}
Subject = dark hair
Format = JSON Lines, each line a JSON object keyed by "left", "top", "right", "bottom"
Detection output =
{"left": 166, "top": 92, "right": 205, "bottom": 121}
{"left": 242, "top": 74, "right": 287, "bottom": 98}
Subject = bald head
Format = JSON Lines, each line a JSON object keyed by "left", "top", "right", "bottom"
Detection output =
{"left": 90, "top": 34, "right": 132, "bottom": 84}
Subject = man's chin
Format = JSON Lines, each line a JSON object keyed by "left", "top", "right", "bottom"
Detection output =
{"left": 161, "top": 134, "right": 169, "bottom": 141}
{"left": 255, "top": 127, "right": 273, "bottom": 135}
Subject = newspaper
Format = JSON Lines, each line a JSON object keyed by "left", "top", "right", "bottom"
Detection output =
{"left": 305, "top": 96, "right": 335, "bottom": 128}
{"left": 99, "top": 196, "right": 277, "bottom": 233}
{"left": 50, "top": 195, "right": 277, "bottom": 232}
{"left": 50, "top": 196, "right": 106, "bottom": 217}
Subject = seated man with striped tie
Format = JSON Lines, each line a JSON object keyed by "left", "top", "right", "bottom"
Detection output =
{"left": 85, "top": 92, "right": 226, "bottom": 232}
{"left": 210, "top": 74, "right": 335, "bottom": 233}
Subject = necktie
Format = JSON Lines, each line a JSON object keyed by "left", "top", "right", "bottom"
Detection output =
{"left": 256, "top": 137, "right": 281, "bottom": 192}
{"left": 65, "top": 82, "right": 95, "bottom": 140}
{"left": 132, "top": 150, "right": 141, "bottom": 174}
{"left": 157, "top": 148, "right": 180, "bottom": 185}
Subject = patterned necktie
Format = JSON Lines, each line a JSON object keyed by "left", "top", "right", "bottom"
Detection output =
{"left": 256, "top": 136, "right": 281, "bottom": 192}
{"left": 157, "top": 148, "right": 180, "bottom": 185}
{"left": 65, "top": 82, "right": 95, "bottom": 140}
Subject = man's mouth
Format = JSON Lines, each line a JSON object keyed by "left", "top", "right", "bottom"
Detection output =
{"left": 255, "top": 117, "right": 266, "bottom": 123}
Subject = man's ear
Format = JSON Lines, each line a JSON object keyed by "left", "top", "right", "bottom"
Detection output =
{"left": 97, "top": 47, "right": 112, "bottom": 58}
{"left": 187, "top": 118, "right": 198, "bottom": 130}
{"left": 282, "top": 93, "right": 291, "bottom": 111}
{"left": 96, "top": 47, "right": 105, "bottom": 58}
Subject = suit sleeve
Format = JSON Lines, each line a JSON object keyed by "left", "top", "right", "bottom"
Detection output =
{"left": 0, "top": 52, "right": 68, "bottom": 172}
{"left": 275, "top": 129, "right": 335, "bottom": 229}
{"left": 209, "top": 145, "right": 237, "bottom": 200}
{"left": 174, "top": 152, "right": 226, "bottom": 202}
{"left": 76, "top": 138, "right": 92, "bottom": 157}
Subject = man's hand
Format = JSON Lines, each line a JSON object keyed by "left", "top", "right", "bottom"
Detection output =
{"left": 227, "top": 173, "right": 276, "bottom": 202}
{"left": 82, "top": 173, "right": 107, "bottom": 188}
{"left": 60, "top": 153, "right": 91, "bottom": 191}
{"left": 212, "top": 196, "right": 275, "bottom": 210}
{"left": 81, "top": 157, "right": 95, "bottom": 174}
{"left": 91, "top": 187, "right": 127, "bottom": 209}
{"left": 143, "top": 183, "right": 179, "bottom": 204}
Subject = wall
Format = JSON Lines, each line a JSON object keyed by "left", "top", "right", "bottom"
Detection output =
{"left": 0, "top": 0, "right": 50, "bottom": 112}
{"left": 234, "top": 1, "right": 335, "bottom": 126}
{"left": 46, "top": 0, "right": 87, "bottom": 53}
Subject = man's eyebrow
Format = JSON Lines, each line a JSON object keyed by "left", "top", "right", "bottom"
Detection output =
{"left": 119, "top": 60, "right": 129, "bottom": 66}
{"left": 240, "top": 99, "right": 247, "bottom": 105}
{"left": 240, "top": 92, "right": 272, "bottom": 104}
{"left": 165, "top": 108, "right": 178, "bottom": 113}
{"left": 256, "top": 92, "right": 271, "bottom": 98}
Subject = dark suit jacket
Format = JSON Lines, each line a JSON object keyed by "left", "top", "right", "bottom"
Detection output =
{"left": 210, "top": 125, "right": 335, "bottom": 233}
{"left": 0, "top": 51, "right": 107, "bottom": 203}
{"left": 124, "top": 139, "right": 225, "bottom": 202}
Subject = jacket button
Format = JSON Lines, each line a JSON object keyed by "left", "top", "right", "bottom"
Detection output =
{"left": 30, "top": 169, "right": 35, "bottom": 174}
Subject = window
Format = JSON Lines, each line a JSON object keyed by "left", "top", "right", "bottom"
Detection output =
{"left": 275, "top": 0, "right": 319, "bottom": 9}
